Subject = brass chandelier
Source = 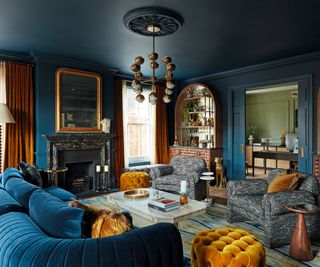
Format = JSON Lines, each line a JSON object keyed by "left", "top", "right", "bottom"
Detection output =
{"left": 124, "top": 7, "right": 184, "bottom": 105}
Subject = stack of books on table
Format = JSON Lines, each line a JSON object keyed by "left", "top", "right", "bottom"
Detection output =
{"left": 148, "top": 197, "right": 180, "bottom": 212}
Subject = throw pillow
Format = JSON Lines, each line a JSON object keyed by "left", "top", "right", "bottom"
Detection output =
{"left": 19, "top": 162, "right": 43, "bottom": 187}
{"left": 267, "top": 173, "right": 301, "bottom": 193}
{"left": 69, "top": 201, "right": 133, "bottom": 238}
{"left": 29, "top": 189, "right": 84, "bottom": 239}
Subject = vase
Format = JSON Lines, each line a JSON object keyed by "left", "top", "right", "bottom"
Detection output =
{"left": 248, "top": 135, "right": 254, "bottom": 145}
{"left": 286, "top": 133, "right": 298, "bottom": 152}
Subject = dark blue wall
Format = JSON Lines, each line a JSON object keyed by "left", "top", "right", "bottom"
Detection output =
{"left": 180, "top": 52, "right": 320, "bottom": 177}
{"left": 33, "top": 54, "right": 115, "bottom": 169}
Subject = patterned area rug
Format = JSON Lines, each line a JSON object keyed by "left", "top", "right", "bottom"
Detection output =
{"left": 180, "top": 204, "right": 320, "bottom": 267}
{"left": 82, "top": 196, "right": 320, "bottom": 267}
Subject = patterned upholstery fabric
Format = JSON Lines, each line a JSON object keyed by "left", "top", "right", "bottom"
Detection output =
{"left": 149, "top": 156, "right": 208, "bottom": 200}
{"left": 122, "top": 164, "right": 164, "bottom": 176}
{"left": 226, "top": 169, "right": 320, "bottom": 248}
{"left": 191, "top": 228, "right": 265, "bottom": 267}
{"left": 119, "top": 172, "right": 150, "bottom": 191}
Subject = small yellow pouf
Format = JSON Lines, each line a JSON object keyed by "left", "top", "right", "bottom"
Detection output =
{"left": 120, "top": 172, "right": 150, "bottom": 191}
{"left": 191, "top": 228, "right": 266, "bottom": 267}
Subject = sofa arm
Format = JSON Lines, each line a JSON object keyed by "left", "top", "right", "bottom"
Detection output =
{"left": 227, "top": 179, "right": 268, "bottom": 196}
{"left": 263, "top": 190, "right": 315, "bottom": 216}
{"left": 149, "top": 165, "right": 174, "bottom": 180}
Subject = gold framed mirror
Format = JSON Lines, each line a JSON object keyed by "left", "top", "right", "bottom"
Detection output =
{"left": 55, "top": 68, "right": 102, "bottom": 133}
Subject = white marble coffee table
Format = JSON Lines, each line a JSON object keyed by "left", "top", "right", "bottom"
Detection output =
{"left": 107, "top": 188, "right": 207, "bottom": 227}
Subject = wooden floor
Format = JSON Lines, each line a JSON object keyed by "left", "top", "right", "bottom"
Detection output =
{"left": 209, "top": 168, "right": 269, "bottom": 205}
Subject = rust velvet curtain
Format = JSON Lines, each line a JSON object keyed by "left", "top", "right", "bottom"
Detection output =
{"left": 4, "top": 62, "right": 34, "bottom": 169}
{"left": 155, "top": 84, "right": 170, "bottom": 164}
{"left": 114, "top": 78, "right": 125, "bottom": 186}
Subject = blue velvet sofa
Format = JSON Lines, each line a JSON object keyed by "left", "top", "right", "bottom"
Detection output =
{"left": 0, "top": 168, "right": 184, "bottom": 267}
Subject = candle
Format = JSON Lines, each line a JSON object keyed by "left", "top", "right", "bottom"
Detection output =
{"left": 96, "top": 165, "right": 101, "bottom": 172}
{"left": 181, "top": 180, "right": 187, "bottom": 194}
{"left": 104, "top": 165, "right": 109, "bottom": 172}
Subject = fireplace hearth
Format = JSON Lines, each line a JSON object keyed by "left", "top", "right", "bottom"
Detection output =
{"left": 46, "top": 134, "right": 113, "bottom": 197}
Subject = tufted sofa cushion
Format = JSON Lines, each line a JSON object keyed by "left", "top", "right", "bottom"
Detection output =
{"left": 191, "top": 228, "right": 265, "bottom": 267}
{"left": 120, "top": 171, "right": 150, "bottom": 191}
{"left": 29, "top": 189, "right": 84, "bottom": 239}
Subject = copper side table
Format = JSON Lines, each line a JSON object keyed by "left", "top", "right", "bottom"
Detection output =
{"left": 284, "top": 203, "right": 320, "bottom": 261}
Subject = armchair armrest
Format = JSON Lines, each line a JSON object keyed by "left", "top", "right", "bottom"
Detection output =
{"left": 149, "top": 165, "right": 174, "bottom": 180}
{"left": 227, "top": 179, "right": 268, "bottom": 196}
{"left": 263, "top": 190, "right": 315, "bottom": 216}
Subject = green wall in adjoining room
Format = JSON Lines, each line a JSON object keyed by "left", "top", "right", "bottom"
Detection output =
{"left": 246, "top": 90, "right": 298, "bottom": 143}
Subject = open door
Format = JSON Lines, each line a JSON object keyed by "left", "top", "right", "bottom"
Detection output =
{"left": 228, "top": 90, "right": 246, "bottom": 179}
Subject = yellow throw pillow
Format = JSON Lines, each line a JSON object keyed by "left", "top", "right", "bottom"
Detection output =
{"left": 267, "top": 173, "right": 301, "bottom": 193}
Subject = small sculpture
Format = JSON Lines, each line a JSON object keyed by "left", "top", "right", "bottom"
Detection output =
{"left": 101, "top": 118, "right": 111, "bottom": 133}
{"left": 215, "top": 157, "right": 227, "bottom": 188}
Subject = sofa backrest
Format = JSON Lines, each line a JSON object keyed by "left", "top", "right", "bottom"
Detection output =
{"left": 170, "top": 155, "right": 206, "bottom": 175}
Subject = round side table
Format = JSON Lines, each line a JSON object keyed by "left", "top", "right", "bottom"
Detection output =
{"left": 200, "top": 173, "right": 215, "bottom": 206}
{"left": 284, "top": 203, "right": 320, "bottom": 261}
{"left": 40, "top": 166, "right": 68, "bottom": 187}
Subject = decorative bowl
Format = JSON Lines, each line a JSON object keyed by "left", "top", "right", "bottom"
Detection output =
{"left": 124, "top": 189, "right": 149, "bottom": 199}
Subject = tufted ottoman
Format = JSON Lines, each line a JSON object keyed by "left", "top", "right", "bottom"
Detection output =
{"left": 120, "top": 172, "right": 150, "bottom": 191}
{"left": 191, "top": 228, "right": 265, "bottom": 267}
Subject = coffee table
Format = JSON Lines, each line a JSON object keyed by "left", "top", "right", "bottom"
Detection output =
{"left": 107, "top": 188, "right": 207, "bottom": 227}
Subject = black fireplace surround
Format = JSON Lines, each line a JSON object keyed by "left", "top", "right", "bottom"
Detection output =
{"left": 46, "top": 134, "right": 113, "bottom": 197}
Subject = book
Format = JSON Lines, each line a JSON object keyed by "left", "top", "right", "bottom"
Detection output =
{"left": 148, "top": 197, "right": 179, "bottom": 209}
{"left": 148, "top": 203, "right": 179, "bottom": 212}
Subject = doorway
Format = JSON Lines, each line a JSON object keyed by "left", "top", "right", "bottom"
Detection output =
{"left": 245, "top": 83, "right": 299, "bottom": 177}
{"left": 228, "top": 75, "right": 313, "bottom": 180}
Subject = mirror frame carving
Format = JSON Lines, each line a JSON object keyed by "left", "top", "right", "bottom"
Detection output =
{"left": 55, "top": 68, "right": 102, "bottom": 133}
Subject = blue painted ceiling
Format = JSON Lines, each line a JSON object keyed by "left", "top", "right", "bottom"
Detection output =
{"left": 0, "top": 0, "right": 320, "bottom": 79}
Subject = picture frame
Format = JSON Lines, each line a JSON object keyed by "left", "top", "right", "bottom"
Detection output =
{"left": 55, "top": 68, "right": 102, "bottom": 133}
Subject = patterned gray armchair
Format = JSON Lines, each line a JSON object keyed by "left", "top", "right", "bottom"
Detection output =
{"left": 149, "top": 156, "right": 208, "bottom": 200}
{"left": 226, "top": 169, "right": 320, "bottom": 248}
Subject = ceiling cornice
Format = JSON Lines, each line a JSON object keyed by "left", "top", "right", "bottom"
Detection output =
{"left": 184, "top": 50, "right": 320, "bottom": 83}
{"left": 31, "top": 52, "right": 119, "bottom": 74}
{"left": 0, "top": 50, "right": 34, "bottom": 64}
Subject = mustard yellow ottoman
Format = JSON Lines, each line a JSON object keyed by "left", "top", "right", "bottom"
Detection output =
{"left": 191, "top": 228, "right": 265, "bottom": 267}
{"left": 120, "top": 172, "right": 150, "bottom": 191}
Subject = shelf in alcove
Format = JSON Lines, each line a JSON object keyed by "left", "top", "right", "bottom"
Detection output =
{"left": 184, "top": 96, "right": 207, "bottom": 101}
{"left": 189, "top": 111, "right": 214, "bottom": 114}
{"left": 179, "top": 125, "right": 214, "bottom": 129}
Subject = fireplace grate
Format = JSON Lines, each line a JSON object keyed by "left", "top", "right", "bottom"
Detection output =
{"left": 67, "top": 176, "right": 93, "bottom": 194}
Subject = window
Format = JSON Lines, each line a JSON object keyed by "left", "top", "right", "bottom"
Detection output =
{"left": 123, "top": 81, "right": 155, "bottom": 167}
{"left": 0, "top": 62, "right": 6, "bottom": 172}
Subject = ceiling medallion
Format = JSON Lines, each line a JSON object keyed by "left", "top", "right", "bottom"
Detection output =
{"left": 124, "top": 7, "right": 184, "bottom": 104}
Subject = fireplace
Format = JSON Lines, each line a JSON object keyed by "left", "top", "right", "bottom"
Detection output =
{"left": 46, "top": 134, "right": 113, "bottom": 197}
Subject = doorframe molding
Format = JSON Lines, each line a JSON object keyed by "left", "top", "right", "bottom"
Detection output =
{"left": 227, "top": 74, "right": 314, "bottom": 177}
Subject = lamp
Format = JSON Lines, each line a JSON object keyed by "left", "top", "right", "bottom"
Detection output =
{"left": 0, "top": 103, "right": 14, "bottom": 172}
{"left": 124, "top": 7, "right": 184, "bottom": 105}
{"left": 0, "top": 103, "right": 15, "bottom": 123}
